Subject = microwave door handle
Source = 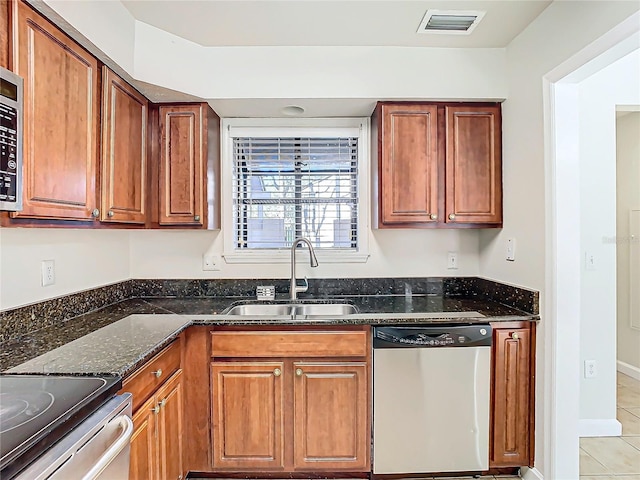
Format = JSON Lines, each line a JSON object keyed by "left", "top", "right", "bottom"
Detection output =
{"left": 81, "top": 415, "right": 134, "bottom": 480}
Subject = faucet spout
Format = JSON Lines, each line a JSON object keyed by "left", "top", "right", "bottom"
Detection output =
{"left": 290, "top": 237, "right": 319, "bottom": 300}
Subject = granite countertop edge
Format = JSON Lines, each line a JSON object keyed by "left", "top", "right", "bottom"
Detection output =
{"left": 4, "top": 307, "right": 539, "bottom": 378}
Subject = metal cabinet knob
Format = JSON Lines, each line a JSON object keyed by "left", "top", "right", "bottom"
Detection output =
{"left": 152, "top": 369, "right": 163, "bottom": 378}
{"left": 448, "top": 213, "right": 456, "bottom": 220}
{"left": 151, "top": 405, "right": 160, "bottom": 414}
{"left": 194, "top": 215, "right": 200, "bottom": 222}
{"left": 430, "top": 214, "right": 437, "bottom": 220}
{"left": 295, "top": 368, "right": 303, "bottom": 377}
{"left": 512, "top": 333, "right": 519, "bottom": 340}
{"left": 273, "top": 368, "right": 282, "bottom": 377}
{"left": 107, "top": 210, "right": 114, "bottom": 217}
{"left": 159, "top": 398, "right": 167, "bottom": 408}
{"left": 91, "top": 209, "right": 100, "bottom": 218}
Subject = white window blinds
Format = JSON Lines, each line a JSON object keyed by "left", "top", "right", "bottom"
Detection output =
{"left": 232, "top": 136, "right": 359, "bottom": 250}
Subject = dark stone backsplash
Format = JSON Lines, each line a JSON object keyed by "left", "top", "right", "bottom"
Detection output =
{"left": 0, "top": 277, "right": 538, "bottom": 344}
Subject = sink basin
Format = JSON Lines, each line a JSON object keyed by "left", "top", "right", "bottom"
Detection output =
{"left": 224, "top": 303, "right": 357, "bottom": 316}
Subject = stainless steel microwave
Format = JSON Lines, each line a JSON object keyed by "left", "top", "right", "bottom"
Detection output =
{"left": 0, "top": 67, "right": 23, "bottom": 212}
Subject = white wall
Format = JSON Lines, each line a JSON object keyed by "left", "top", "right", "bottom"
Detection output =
{"left": 128, "top": 229, "right": 480, "bottom": 279}
{"left": 133, "top": 22, "right": 508, "bottom": 102}
{"left": 478, "top": 2, "right": 640, "bottom": 479}
{"left": 577, "top": 50, "right": 640, "bottom": 431}
{"left": 0, "top": 229, "right": 130, "bottom": 310}
{"left": 617, "top": 112, "right": 640, "bottom": 371}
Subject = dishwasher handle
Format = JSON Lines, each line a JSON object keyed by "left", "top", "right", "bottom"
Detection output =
{"left": 81, "top": 415, "right": 134, "bottom": 480}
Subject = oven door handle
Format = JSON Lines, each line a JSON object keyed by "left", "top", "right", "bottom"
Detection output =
{"left": 81, "top": 415, "right": 134, "bottom": 480}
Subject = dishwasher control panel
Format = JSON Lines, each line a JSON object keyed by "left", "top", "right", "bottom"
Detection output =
{"left": 373, "top": 324, "right": 492, "bottom": 348}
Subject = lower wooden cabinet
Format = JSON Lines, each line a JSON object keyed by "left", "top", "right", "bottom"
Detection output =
{"left": 292, "top": 362, "right": 368, "bottom": 470}
{"left": 130, "top": 369, "right": 184, "bottom": 480}
{"left": 123, "top": 337, "right": 185, "bottom": 480}
{"left": 211, "top": 361, "right": 285, "bottom": 470}
{"left": 210, "top": 327, "right": 371, "bottom": 473}
{"left": 490, "top": 322, "right": 535, "bottom": 468}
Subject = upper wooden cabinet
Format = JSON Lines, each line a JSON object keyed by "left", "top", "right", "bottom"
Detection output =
{"left": 445, "top": 105, "right": 502, "bottom": 225}
{"left": 1, "top": 0, "right": 9, "bottom": 69}
{"left": 101, "top": 67, "right": 148, "bottom": 224}
{"left": 375, "top": 103, "right": 439, "bottom": 225}
{"left": 372, "top": 102, "right": 502, "bottom": 228}
{"left": 490, "top": 322, "right": 535, "bottom": 468}
{"left": 157, "top": 104, "right": 220, "bottom": 228}
{"left": 11, "top": 0, "right": 99, "bottom": 220}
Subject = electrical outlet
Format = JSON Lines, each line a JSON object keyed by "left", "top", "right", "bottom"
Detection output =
{"left": 203, "top": 254, "right": 221, "bottom": 271}
{"left": 447, "top": 252, "right": 458, "bottom": 270}
{"left": 584, "top": 359, "right": 597, "bottom": 378}
{"left": 41, "top": 260, "right": 55, "bottom": 286}
{"left": 506, "top": 238, "right": 516, "bottom": 261}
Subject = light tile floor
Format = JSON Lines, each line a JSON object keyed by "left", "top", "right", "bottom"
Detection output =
{"left": 580, "top": 372, "right": 640, "bottom": 479}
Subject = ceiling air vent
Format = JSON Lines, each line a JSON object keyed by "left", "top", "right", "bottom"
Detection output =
{"left": 417, "top": 10, "right": 486, "bottom": 35}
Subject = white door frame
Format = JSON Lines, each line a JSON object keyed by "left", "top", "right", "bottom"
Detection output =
{"left": 541, "top": 13, "right": 640, "bottom": 480}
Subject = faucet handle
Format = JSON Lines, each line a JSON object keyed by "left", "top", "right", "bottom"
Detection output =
{"left": 297, "top": 276, "right": 309, "bottom": 293}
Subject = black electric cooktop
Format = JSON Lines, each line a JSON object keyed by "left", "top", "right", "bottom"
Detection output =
{"left": 0, "top": 374, "right": 121, "bottom": 479}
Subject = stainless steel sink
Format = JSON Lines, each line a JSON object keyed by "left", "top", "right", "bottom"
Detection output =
{"left": 224, "top": 303, "right": 357, "bottom": 316}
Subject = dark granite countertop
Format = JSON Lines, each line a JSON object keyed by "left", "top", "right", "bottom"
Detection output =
{"left": 2, "top": 293, "right": 538, "bottom": 376}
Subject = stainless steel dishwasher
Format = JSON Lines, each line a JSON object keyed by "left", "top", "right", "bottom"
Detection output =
{"left": 373, "top": 324, "right": 492, "bottom": 475}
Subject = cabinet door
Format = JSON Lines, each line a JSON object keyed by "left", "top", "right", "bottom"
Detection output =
{"left": 1, "top": 0, "right": 8, "bottom": 69}
{"left": 211, "top": 362, "right": 285, "bottom": 470}
{"left": 156, "top": 369, "right": 184, "bottom": 480}
{"left": 158, "top": 105, "right": 205, "bottom": 226}
{"left": 130, "top": 395, "right": 158, "bottom": 480}
{"left": 292, "top": 362, "right": 369, "bottom": 470}
{"left": 100, "top": 67, "right": 147, "bottom": 223}
{"left": 445, "top": 105, "right": 502, "bottom": 225}
{"left": 12, "top": 0, "right": 99, "bottom": 220}
{"left": 379, "top": 104, "right": 439, "bottom": 225}
{"left": 491, "top": 327, "right": 531, "bottom": 467}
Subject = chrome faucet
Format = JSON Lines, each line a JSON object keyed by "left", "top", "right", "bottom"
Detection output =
{"left": 290, "top": 237, "right": 319, "bottom": 300}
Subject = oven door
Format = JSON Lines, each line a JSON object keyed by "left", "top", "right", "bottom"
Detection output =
{"left": 15, "top": 394, "right": 133, "bottom": 480}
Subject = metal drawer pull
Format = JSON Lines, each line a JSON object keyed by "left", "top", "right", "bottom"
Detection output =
{"left": 512, "top": 333, "right": 519, "bottom": 340}
{"left": 295, "top": 368, "right": 303, "bottom": 377}
{"left": 152, "top": 369, "right": 162, "bottom": 378}
{"left": 273, "top": 368, "right": 281, "bottom": 377}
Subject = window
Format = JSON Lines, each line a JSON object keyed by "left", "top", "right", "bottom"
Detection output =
{"left": 222, "top": 119, "right": 369, "bottom": 263}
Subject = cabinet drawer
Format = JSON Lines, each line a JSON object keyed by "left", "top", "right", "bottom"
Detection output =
{"left": 123, "top": 339, "right": 182, "bottom": 412}
{"left": 211, "top": 331, "right": 368, "bottom": 358}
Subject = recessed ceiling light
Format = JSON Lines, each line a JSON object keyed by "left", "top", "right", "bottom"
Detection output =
{"left": 417, "top": 10, "right": 486, "bottom": 35}
{"left": 281, "top": 105, "right": 305, "bottom": 116}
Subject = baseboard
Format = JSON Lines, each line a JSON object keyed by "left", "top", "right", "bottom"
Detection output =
{"left": 579, "top": 418, "right": 623, "bottom": 437}
{"left": 521, "top": 466, "right": 544, "bottom": 480}
{"left": 617, "top": 360, "right": 640, "bottom": 381}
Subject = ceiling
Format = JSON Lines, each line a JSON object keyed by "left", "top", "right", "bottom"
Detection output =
{"left": 120, "top": 0, "right": 553, "bottom": 48}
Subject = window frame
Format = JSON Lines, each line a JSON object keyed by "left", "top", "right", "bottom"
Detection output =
{"left": 221, "top": 117, "right": 370, "bottom": 264}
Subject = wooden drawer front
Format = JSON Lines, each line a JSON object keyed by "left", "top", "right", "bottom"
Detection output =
{"left": 211, "top": 331, "right": 368, "bottom": 358}
{"left": 124, "top": 340, "right": 182, "bottom": 412}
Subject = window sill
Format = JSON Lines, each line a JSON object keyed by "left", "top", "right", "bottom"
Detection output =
{"left": 222, "top": 251, "right": 370, "bottom": 264}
